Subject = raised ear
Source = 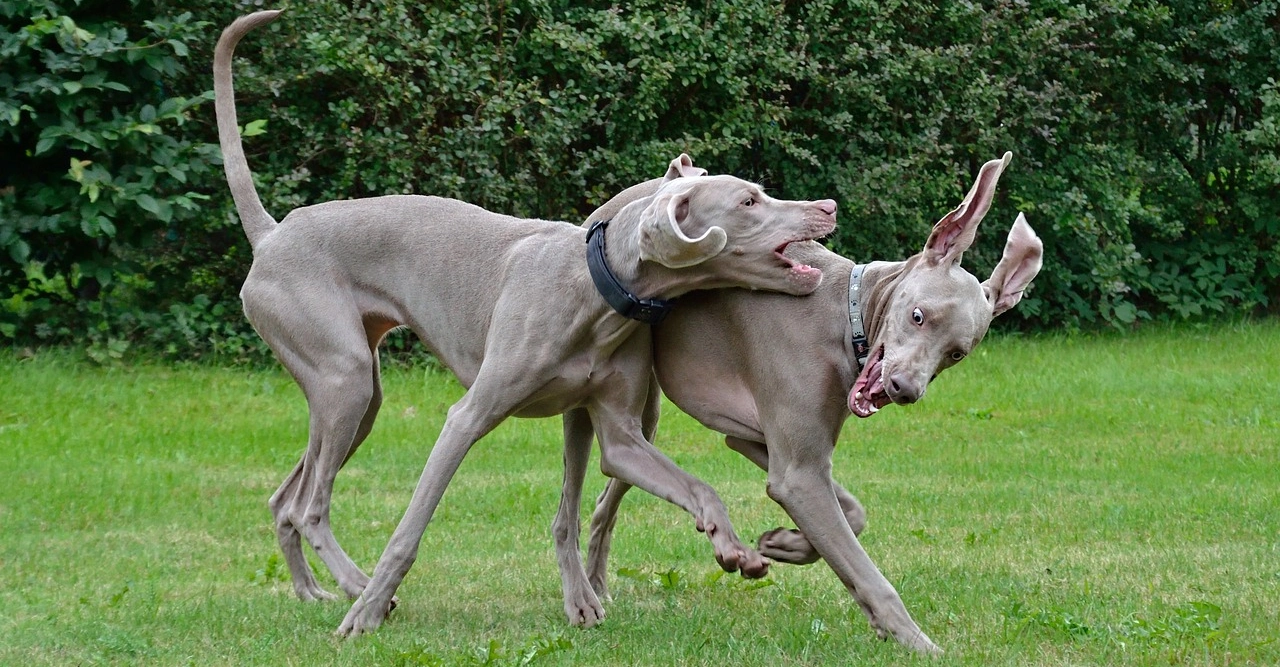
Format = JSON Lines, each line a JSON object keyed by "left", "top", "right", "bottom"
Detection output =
{"left": 924, "top": 151, "right": 1012, "bottom": 266}
{"left": 982, "top": 212, "right": 1044, "bottom": 317}
{"left": 638, "top": 188, "right": 727, "bottom": 268}
{"left": 662, "top": 153, "right": 708, "bottom": 183}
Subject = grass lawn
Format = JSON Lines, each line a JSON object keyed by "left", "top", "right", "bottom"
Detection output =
{"left": 1, "top": 321, "right": 1278, "bottom": 666}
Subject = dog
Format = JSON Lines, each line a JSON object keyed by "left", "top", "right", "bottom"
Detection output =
{"left": 213, "top": 10, "right": 839, "bottom": 635}
{"left": 558, "top": 153, "right": 1043, "bottom": 654}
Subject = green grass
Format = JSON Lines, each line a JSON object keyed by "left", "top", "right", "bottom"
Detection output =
{"left": 2, "top": 321, "right": 1278, "bottom": 666}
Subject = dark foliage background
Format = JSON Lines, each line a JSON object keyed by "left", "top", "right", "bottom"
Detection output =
{"left": 2, "top": 0, "right": 1277, "bottom": 361}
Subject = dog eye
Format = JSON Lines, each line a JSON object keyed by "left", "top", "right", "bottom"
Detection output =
{"left": 911, "top": 307, "right": 924, "bottom": 326}
{"left": 742, "top": 197, "right": 756, "bottom": 207}
{"left": 951, "top": 351, "right": 966, "bottom": 362}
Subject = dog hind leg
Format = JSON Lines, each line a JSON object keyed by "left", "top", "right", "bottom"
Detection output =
{"left": 249, "top": 284, "right": 381, "bottom": 600}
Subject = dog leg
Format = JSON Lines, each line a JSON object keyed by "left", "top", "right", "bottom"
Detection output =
{"left": 722, "top": 436, "right": 866, "bottom": 564}
{"left": 268, "top": 350, "right": 383, "bottom": 600}
{"left": 249, "top": 286, "right": 383, "bottom": 601}
{"left": 583, "top": 373, "right": 657, "bottom": 598}
{"left": 338, "top": 372, "right": 525, "bottom": 636}
{"left": 591, "top": 395, "right": 768, "bottom": 580}
{"left": 293, "top": 347, "right": 385, "bottom": 598}
{"left": 585, "top": 477, "right": 630, "bottom": 599}
{"left": 764, "top": 437, "right": 939, "bottom": 655}
{"left": 269, "top": 454, "right": 337, "bottom": 601}
{"left": 553, "top": 408, "right": 606, "bottom": 626}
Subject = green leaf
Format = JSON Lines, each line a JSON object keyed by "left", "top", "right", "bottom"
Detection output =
{"left": 62, "top": 81, "right": 83, "bottom": 94}
{"left": 68, "top": 158, "right": 91, "bottom": 182}
{"left": 9, "top": 239, "right": 31, "bottom": 263}
{"left": 170, "top": 40, "right": 188, "bottom": 57}
{"left": 34, "top": 137, "right": 56, "bottom": 155}
{"left": 136, "top": 193, "right": 161, "bottom": 216}
{"left": 242, "top": 119, "right": 268, "bottom": 137}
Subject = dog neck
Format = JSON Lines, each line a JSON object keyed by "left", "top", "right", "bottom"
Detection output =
{"left": 595, "top": 214, "right": 719, "bottom": 303}
{"left": 858, "top": 257, "right": 915, "bottom": 353}
{"left": 586, "top": 219, "right": 674, "bottom": 324}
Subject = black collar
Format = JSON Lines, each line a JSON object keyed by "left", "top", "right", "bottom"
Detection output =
{"left": 848, "top": 264, "right": 871, "bottom": 371}
{"left": 586, "top": 219, "right": 675, "bottom": 325}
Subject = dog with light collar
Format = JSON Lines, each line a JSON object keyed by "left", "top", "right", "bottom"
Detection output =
{"left": 564, "top": 153, "right": 1043, "bottom": 655}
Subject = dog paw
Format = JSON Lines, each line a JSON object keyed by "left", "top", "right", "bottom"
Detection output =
{"left": 335, "top": 594, "right": 392, "bottom": 638}
{"left": 564, "top": 589, "right": 606, "bottom": 628}
{"left": 294, "top": 579, "right": 340, "bottom": 602}
{"left": 711, "top": 544, "right": 770, "bottom": 580}
{"left": 738, "top": 550, "right": 770, "bottom": 579}
{"left": 757, "top": 527, "right": 821, "bottom": 565}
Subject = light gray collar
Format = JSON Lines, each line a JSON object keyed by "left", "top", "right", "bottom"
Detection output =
{"left": 848, "top": 264, "right": 871, "bottom": 371}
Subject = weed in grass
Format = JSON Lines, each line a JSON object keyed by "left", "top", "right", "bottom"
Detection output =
{"left": 908, "top": 527, "right": 937, "bottom": 543}
{"left": 249, "top": 552, "right": 290, "bottom": 586}
{"left": 396, "top": 634, "right": 573, "bottom": 667}
{"left": 1004, "top": 598, "right": 1095, "bottom": 638}
{"left": 1114, "top": 601, "right": 1224, "bottom": 649}
{"left": 105, "top": 581, "right": 131, "bottom": 608}
{"left": 963, "top": 525, "right": 1001, "bottom": 546}
{"left": 1005, "top": 595, "right": 1229, "bottom": 657}
{"left": 616, "top": 566, "right": 777, "bottom": 594}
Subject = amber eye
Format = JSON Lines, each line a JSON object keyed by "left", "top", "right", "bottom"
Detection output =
{"left": 912, "top": 307, "right": 924, "bottom": 326}
{"left": 951, "top": 351, "right": 966, "bottom": 362}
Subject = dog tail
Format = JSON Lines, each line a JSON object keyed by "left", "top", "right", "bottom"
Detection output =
{"left": 213, "top": 10, "right": 282, "bottom": 251}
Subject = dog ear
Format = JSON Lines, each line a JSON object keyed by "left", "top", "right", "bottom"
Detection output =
{"left": 638, "top": 188, "right": 728, "bottom": 268}
{"left": 982, "top": 213, "right": 1044, "bottom": 317}
{"left": 923, "top": 152, "right": 1011, "bottom": 266}
{"left": 662, "top": 153, "right": 708, "bottom": 183}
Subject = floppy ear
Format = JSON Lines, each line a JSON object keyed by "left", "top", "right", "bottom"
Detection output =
{"left": 638, "top": 188, "right": 727, "bottom": 268}
{"left": 982, "top": 213, "right": 1044, "bottom": 317}
{"left": 924, "top": 151, "right": 1012, "bottom": 266}
{"left": 662, "top": 153, "right": 708, "bottom": 183}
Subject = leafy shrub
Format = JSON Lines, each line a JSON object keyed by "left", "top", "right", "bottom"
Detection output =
{"left": 2, "top": 0, "right": 1277, "bottom": 359}
{"left": 0, "top": 0, "right": 250, "bottom": 357}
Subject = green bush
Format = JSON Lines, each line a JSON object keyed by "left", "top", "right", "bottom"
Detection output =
{"left": 2, "top": 0, "right": 1277, "bottom": 360}
{"left": 0, "top": 0, "right": 256, "bottom": 357}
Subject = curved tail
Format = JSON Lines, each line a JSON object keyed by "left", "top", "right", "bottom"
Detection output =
{"left": 213, "top": 10, "right": 282, "bottom": 250}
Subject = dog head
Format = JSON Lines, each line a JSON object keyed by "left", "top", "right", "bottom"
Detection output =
{"left": 621, "top": 154, "right": 838, "bottom": 296}
{"left": 849, "top": 153, "right": 1044, "bottom": 417}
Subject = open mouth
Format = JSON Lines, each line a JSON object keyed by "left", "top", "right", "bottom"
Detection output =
{"left": 848, "top": 344, "right": 892, "bottom": 418}
{"left": 775, "top": 240, "right": 822, "bottom": 279}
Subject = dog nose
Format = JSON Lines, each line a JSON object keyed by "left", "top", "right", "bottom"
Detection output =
{"left": 887, "top": 373, "right": 923, "bottom": 404}
{"left": 814, "top": 199, "right": 837, "bottom": 216}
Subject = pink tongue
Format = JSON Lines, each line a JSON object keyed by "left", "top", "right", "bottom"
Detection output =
{"left": 846, "top": 353, "right": 884, "bottom": 417}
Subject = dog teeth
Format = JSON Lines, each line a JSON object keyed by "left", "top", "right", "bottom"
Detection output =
{"left": 868, "top": 404, "right": 879, "bottom": 414}
{"left": 855, "top": 391, "right": 863, "bottom": 401}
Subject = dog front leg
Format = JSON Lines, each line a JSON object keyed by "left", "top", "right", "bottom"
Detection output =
{"left": 583, "top": 370, "right": 658, "bottom": 599}
{"left": 590, "top": 397, "right": 768, "bottom": 580}
{"left": 723, "top": 435, "right": 867, "bottom": 564}
{"left": 336, "top": 385, "right": 511, "bottom": 637}
{"left": 585, "top": 477, "right": 631, "bottom": 599}
{"left": 764, "top": 443, "right": 940, "bottom": 655}
{"left": 552, "top": 407, "right": 606, "bottom": 626}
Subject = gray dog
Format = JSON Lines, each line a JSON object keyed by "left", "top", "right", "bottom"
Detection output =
{"left": 214, "top": 10, "right": 839, "bottom": 635}
{"left": 559, "top": 154, "right": 1042, "bottom": 654}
